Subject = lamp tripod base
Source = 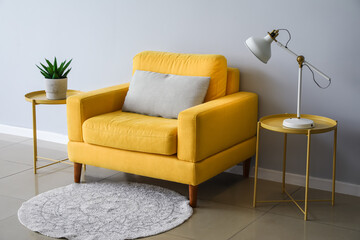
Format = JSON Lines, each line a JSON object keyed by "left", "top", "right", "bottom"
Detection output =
{"left": 283, "top": 118, "right": 315, "bottom": 129}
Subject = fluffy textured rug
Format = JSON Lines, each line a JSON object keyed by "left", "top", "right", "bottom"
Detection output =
{"left": 18, "top": 182, "right": 193, "bottom": 240}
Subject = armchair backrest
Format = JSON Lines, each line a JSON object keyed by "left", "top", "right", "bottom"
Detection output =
{"left": 132, "top": 51, "right": 233, "bottom": 102}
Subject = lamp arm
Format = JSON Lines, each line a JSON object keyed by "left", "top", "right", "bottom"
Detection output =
{"left": 275, "top": 40, "right": 331, "bottom": 81}
{"left": 274, "top": 39, "right": 331, "bottom": 120}
{"left": 303, "top": 61, "right": 331, "bottom": 81}
{"left": 275, "top": 41, "right": 298, "bottom": 58}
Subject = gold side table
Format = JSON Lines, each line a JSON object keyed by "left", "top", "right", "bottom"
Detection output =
{"left": 25, "top": 90, "right": 82, "bottom": 174}
{"left": 253, "top": 114, "right": 337, "bottom": 220}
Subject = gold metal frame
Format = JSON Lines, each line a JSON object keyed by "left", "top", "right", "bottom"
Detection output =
{"left": 25, "top": 90, "right": 83, "bottom": 174}
{"left": 253, "top": 114, "right": 337, "bottom": 221}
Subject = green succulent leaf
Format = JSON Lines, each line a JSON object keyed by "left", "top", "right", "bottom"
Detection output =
{"left": 58, "top": 61, "right": 66, "bottom": 76}
{"left": 37, "top": 57, "right": 72, "bottom": 79}
{"left": 47, "top": 65, "right": 54, "bottom": 75}
{"left": 62, "top": 59, "right": 72, "bottom": 71}
{"left": 45, "top": 59, "right": 53, "bottom": 69}
{"left": 40, "top": 71, "right": 50, "bottom": 78}
{"left": 63, "top": 68, "right": 72, "bottom": 78}
{"left": 53, "top": 57, "right": 58, "bottom": 73}
{"left": 39, "top": 63, "right": 49, "bottom": 73}
{"left": 39, "top": 69, "right": 49, "bottom": 77}
{"left": 36, "top": 64, "right": 46, "bottom": 73}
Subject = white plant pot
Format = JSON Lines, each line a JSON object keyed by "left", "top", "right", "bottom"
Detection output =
{"left": 44, "top": 78, "right": 68, "bottom": 100}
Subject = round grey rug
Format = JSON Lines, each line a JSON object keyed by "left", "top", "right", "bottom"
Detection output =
{"left": 18, "top": 182, "right": 193, "bottom": 240}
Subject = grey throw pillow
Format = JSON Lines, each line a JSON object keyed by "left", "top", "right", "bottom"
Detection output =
{"left": 122, "top": 70, "right": 210, "bottom": 119}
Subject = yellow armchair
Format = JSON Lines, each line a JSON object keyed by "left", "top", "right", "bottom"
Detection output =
{"left": 67, "top": 51, "right": 258, "bottom": 207}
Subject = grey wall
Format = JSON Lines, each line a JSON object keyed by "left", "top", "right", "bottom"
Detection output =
{"left": 1, "top": 0, "right": 359, "bottom": 185}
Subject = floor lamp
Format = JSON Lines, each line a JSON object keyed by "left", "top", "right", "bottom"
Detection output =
{"left": 245, "top": 29, "right": 331, "bottom": 129}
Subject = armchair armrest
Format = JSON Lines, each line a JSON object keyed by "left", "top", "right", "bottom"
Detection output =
{"left": 178, "top": 92, "right": 258, "bottom": 162}
{"left": 67, "top": 83, "right": 130, "bottom": 142}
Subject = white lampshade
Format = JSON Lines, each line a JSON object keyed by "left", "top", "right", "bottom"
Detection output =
{"left": 245, "top": 34, "right": 274, "bottom": 64}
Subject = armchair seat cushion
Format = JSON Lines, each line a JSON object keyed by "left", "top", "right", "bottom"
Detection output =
{"left": 82, "top": 111, "right": 178, "bottom": 155}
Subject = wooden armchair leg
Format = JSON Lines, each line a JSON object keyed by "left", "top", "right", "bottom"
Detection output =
{"left": 74, "top": 163, "right": 82, "bottom": 183}
{"left": 189, "top": 185, "right": 198, "bottom": 208}
{"left": 243, "top": 157, "right": 251, "bottom": 178}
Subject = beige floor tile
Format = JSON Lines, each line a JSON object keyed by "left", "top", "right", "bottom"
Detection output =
{"left": 0, "top": 135, "right": 359, "bottom": 240}
{"left": 50, "top": 164, "right": 122, "bottom": 182}
{"left": 22, "top": 139, "right": 68, "bottom": 152}
{"left": 80, "top": 165, "right": 123, "bottom": 182}
{"left": 105, "top": 171, "right": 188, "bottom": 194}
{"left": 269, "top": 187, "right": 360, "bottom": 231}
{"left": 0, "top": 163, "right": 122, "bottom": 200}
{"left": 0, "top": 133, "right": 29, "bottom": 141}
{"left": 0, "top": 215, "right": 54, "bottom": 240}
{"left": 104, "top": 172, "right": 300, "bottom": 211}
{"left": 167, "top": 200, "right": 264, "bottom": 240}
{"left": 0, "top": 195, "right": 24, "bottom": 221}
{"left": 38, "top": 161, "right": 73, "bottom": 173}
{"left": 145, "top": 233, "right": 194, "bottom": 240}
{"left": 0, "top": 168, "right": 74, "bottom": 200}
{"left": 197, "top": 173, "right": 301, "bottom": 211}
{"left": 0, "top": 215, "right": 194, "bottom": 240}
{"left": 229, "top": 212, "right": 360, "bottom": 240}
{"left": 0, "top": 134, "right": 29, "bottom": 149}
{"left": 0, "top": 141, "right": 67, "bottom": 166}
{"left": 0, "top": 159, "right": 32, "bottom": 178}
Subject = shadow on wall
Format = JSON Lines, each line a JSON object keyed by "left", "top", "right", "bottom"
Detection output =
{"left": 239, "top": 67, "right": 286, "bottom": 117}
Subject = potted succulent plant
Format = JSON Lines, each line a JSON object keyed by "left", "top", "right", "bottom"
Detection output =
{"left": 36, "top": 58, "right": 72, "bottom": 100}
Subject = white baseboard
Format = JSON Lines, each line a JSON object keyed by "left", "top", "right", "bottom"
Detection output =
{"left": 1, "top": 124, "right": 359, "bottom": 197}
{"left": 226, "top": 165, "right": 360, "bottom": 197}
{"left": 0, "top": 124, "right": 68, "bottom": 144}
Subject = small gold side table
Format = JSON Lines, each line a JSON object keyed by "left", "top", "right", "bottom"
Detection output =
{"left": 25, "top": 90, "right": 82, "bottom": 174}
{"left": 253, "top": 114, "right": 337, "bottom": 220}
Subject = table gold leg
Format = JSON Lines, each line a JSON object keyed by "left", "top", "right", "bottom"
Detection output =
{"left": 253, "top": 121, "right": 261, "bottom": 208}
{"left": 304, "top": 129, "right": 312, "bottom": 220}
{"left": 32, "top": 100, "right": 38, "bottom": 174}
{"left": 332, "top": 126, "right": 337, "bottom": 206}
{"left": 282, "top": 133, "right": 287, "bottom": 193}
